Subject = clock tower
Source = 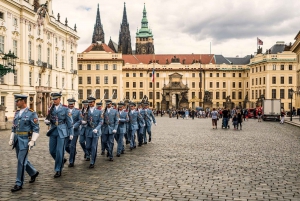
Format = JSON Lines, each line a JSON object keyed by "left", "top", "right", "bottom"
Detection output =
{"left": 135, "top": 4, "right": 154, "bottom": 54}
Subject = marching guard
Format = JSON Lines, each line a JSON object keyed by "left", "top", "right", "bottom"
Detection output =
{"left": 9, "top": 94, "right": 40, "bottom": 192}
{"left": 137, "top": 102, "right": 148, "bottom": 146}
{"left": 44, "top": 92, "right": 73, "bottom": 178}
{"left": 143, "top": 102, "right": 157, "bottom": 143}
{"left": 81, "top": 96, "right": 103, "bottom": 168}
{"left": 115, "top": 102, "right": 128, "bottom": 157}
{"left": 128, "top": 102, "right": 145, "bottom": 150}
{"left": 101, "top": 99, "right": 118, "bottom": 161}
{"left": 79, "top": 100, "right": 90, "bottom": 160}
{"left": 65, "top": 98, "right": 82, "bottom": 167}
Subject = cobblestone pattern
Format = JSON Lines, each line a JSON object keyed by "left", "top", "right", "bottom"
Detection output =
{"left": 0, "top": 117, "right": 299, "bottom": 200}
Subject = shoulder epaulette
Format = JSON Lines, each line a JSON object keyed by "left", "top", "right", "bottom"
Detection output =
{"left": 62, "top": 105, "right": 68, "bottom": 107}
{"left": 29, "top": 108, "right": 35, "bottom": 112}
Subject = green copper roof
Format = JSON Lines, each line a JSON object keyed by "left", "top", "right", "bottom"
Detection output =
{"left": 136, "top": 3, "right": 153, "bottom": 38}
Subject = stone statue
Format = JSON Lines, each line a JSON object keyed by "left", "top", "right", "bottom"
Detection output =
{"left": 226, "top": 95, "right": 231, "bottom": 103}
{"left": 36, "top": 1, "right": 48, "bottom": 27}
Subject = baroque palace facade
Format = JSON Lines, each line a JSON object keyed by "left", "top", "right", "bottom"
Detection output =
{"left": 0, "top": 0, "right": 79, "bottom": 118}
{"left": 78, "top": 3, "right": 297, "bottom": 111}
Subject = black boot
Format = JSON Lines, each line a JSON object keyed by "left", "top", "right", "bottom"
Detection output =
{"left": 11, "top": 185, "right": 22, "bottom": 192}
{"left": 29, "top": 171, "right": 39, "bottom": 183}
{"left": 54, "top": 171, "right": 61, "bottom": 178}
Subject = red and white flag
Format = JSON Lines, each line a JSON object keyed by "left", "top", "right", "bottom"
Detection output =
{"left": 257, "top": 37, "right": 263, "bottom": 45}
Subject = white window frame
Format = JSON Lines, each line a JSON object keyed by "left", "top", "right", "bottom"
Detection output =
{"left": 0, "top": 35, "right": 4, "bottom": 52}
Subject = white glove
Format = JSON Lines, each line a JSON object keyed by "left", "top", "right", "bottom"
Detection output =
{"left": 143, "top": 124, "right": 145, "bottom": 127}
{"left": 93, "top": 129, "right": 98, "bottom": 133}
{"left": 81, "top": 120, "right": 87, "bottom": 125}
{"left": 44, "top": 119, "right": 50, "bottom": 125}
{"left": 9, "top": 132, "right": 14, "bottom": 146}
{"left": 69, "top": 135, "right": 73, "bottom": 140}
{"left": 154, "top": 123, "right": 157, "bottom": 126}
{"left": 112, "top": 130, "right": 117, "bottom": 134}
{"left": 28, "top": 132, "right": 39, "bottom": 150}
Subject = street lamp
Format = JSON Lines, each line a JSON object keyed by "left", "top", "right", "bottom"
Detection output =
{"left": 0, "top": 50, "right": 18, "bottom": 76}
{"left": 289, "top": 88, "right": 294, "bottom": 121}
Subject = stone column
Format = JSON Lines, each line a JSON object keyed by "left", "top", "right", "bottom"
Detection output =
{"left": 0, "top": 105, "right": 7, "bottom": 129}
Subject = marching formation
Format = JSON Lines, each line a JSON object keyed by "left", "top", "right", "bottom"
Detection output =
{"left": 8, "top": 93, "right": 156, "bottom": 192}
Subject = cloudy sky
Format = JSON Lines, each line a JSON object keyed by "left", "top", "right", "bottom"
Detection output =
{"left": 52, "top": 0, "right": 300, "bottom": 57}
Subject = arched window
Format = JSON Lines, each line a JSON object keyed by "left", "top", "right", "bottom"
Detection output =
{"left": 47, "top": 48, "right": 50, "bottom": 64}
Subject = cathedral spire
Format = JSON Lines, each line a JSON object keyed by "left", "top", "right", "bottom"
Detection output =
{"left": 118, "top": 2, "right": 132, "bottom": 54}
{"left": 141, "top": 3, "right": 148, "bottom": 28}
{"left": 122, "top": 2, "right": 128, "bottom": 25}
{"left": 92, "top": 3, "right": 105, "bottom": 43}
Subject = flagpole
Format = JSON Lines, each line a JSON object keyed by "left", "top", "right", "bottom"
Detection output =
{"left": 153, "top": 53, "right": 155, "bottom": 109}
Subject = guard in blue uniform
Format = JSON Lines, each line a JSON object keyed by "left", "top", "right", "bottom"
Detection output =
{"left": 115, "top": 102, "right": 128, "bottom": 157}
{"left": 137, "top": 102, "right": 148, "bottom": 147}
{"left": 96, "top": 102, "right": 106, "bottom": 156}
{"left": 65, "top": 98, "right": 82, "bottom": 167}
{"left": 79, "top": 100, "right": 90, "bottom": 160}
{"left": 9, "top": 94, "right": 40, "bottom": 192}
{"left": 143, "top": 102, "right": 157, "bottom": 143}
{"left": 128, "top": 102, "right": 145, "bottom": 150}
{"left": 101, "top": 99, "right": 118, "bottom": 161}
{"left": 81, "top": 97, "right": 103, "bottom": 168}
{"left": 44, "top": 92, "right": 73, "bottom": 178}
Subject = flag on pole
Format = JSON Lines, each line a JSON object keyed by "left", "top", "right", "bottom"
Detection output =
{"left": 152, "top": 68, "right": 155, "bottom": 82}
{"left": 257, "top": 37, "right": 263, "bottom": 45}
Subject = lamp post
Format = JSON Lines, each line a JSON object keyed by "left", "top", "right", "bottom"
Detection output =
{"left": 199, "top": 69, "right": 203, "bottom": 108}
{"left": 289, "top": 88, "right": 294, "bottom": 121}
{"left": 0, "top": 50, "right": 18, "bottom": 76}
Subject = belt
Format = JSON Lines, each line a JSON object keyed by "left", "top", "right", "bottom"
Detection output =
{"left": 16, "top": 132, "right": 30, "bottom": 135}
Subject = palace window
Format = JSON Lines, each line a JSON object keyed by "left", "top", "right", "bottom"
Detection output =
{"left": 272, "top": 89, "right": 276, "bottom": 99}
{"left": 192, "top": 73, "right": 195, "bottom": 77}
{"left": 139, "top": 92, "right": 143, "bottom": 99}
{"left": 55, "top": 54, "right": 58, "bottom": 67}
{"left": 140, "top": 82, "right": 143, "bottom": 88}
{"left": 13, "top": 40, "right": 17, "bottom": 56}
{"left": 272, "top": 65, "right": 276, "bottom": 70}
{"left": 289, "top": 65, "right": 293, "bottom": 70}
{"left": 232, "top": 92, "right": 236, "bottom": 99}
{"left": 1, "top": 96, "right": 5, "bottom": 106}
{"left": 222, "top": 92, "right": 226, "bottom": 99}
{"left": 96, "top": 76, "right": 100, "bottom": 84}
{"left": 133, "top": 73, "right": 136, "bottom": 77}
{"left": 216, "top": 73, "right": 219, "bottom": 77}
{"left": 47, "top": 48, "right": 50, "bottom": 64}
{"left": 78, "top": 64, "right": 82, "bottom": 70}
{"left": 280, "top": 65, "right": 284, "bottom": 70}
{"left": 39, "top": 74, "right": 41, "bottom": 86}
{"left": 156, "top": 73, "right": 159, "bottom": 77}
{"left": 149, "top": 73, "right": 152, "bottom": 77}
{"left": 223, "top": 82, "right": 226, "bottom": 88}
{"left": 280, "top": 77, "right": 284, "bottom": 84}
{"left": 126, "top": 82, "right": 129, "bottom": 88}
{"left": 70, "top": 56, "right": 73, "bottom": 70}
{"left": 104, "top": 76, "right": 108, "bottom": 84}
{"left": 96, "top": 64, "right": 100, "bottom": 70}
{"left": 263, "top": 77, "right": 265, "bottom": 84}
{"left": 232, "top": 73, "right": 235, "bottom": 77}
{"left": 232, "top": 82, "right": 235, "bottom": 88}
{"left": 272, "top": 77, "right": 276, "bottom": 84}
{"left": 149, "top": 92, "right": 153, "bottom": 99}
{"left": 192, "top": 82, "right": 195, "bottom": 88}
{"left": 216, "top": 92, "right": 220, "bottom": 99}
{"left": 223, "top": 73, "right": 226, "bottom": 77}
{"left": 210, "top": 73, "right": 213, "bottom": 77}
{"left": 239, "top": 73, "right": 242, "bottom": 77}
{"left": 13, "top": 18, "right": 18, "bottom": 26}
{"left": 29, "top": 72, "right": 32, "bottom": 86}
{"left": 259, "top": 78, "right": 261, "bottom": 85}
{"left": 239, "top": 82, "right": 242, "bottom": 88}
{"left": 140, "top": 73, "right": 143, "bottom": 77}
{"left": 104, "top": 64, "right": 108, "bottom": 70}
{"left": 87, "top": 64, "right": 91, "bottom": 70}
{"left": 48, "top": 75, "right": 50, "bottom": 87}
{"left": 87, "top": 77, "right": 91, "bottom": 84}
{"left": 280, "top": 89, "right": 285, "bottom": 99}
{"left": 62, "top": 56, "right": 65, "bottom": 69}
{"left": 125, "top": 92, "right": 130, "bottom": 99}
{"left": 133, "top": 82, "right": 136, "bottom": 88}
{"left": 0, "top": 36, "right": 4, "bottom": 52}
{"left": 289, "top": 76, "right": 293, "bottom": 84}
{"left": 132, "top": 92, "right": 136, "bottom": 99}
{"left": 113, "top": 64, "right": 117, "bottom": 70}
{"left": 156, "top": 92, "right": 160, "bottom": 99}
{"left": 95, "top": 89, "right": 100, "bottom": 99}
{"left": 56, "top": 77, "right": 58, "bottom": 88}
{"left": 113, "top": 76, "right": 117, "bottom": 84}
{"left": 216, "top": 82, "right": 219, "bottom": 88}
{"left": 14, "top": 70, "right": 18, "bottom": 85}
{"left": 28, "top": 41, "right": 32, "bottom": 60}
{"left": 156, "top": 82, "right": 159, "bottom": 88}
{"left": 104, "top": 90, "right": 109, "bottom": 99}
{"left": 256, "top": 78, "right": 258, "bottom": 85}
{"left": 112, "top": 90, "right": 117, "bottom": 99}
{"left": 238, "top": 92, "right": 242, "bottom": 99}
{"left": 0, "top": 12, "right": 4, "bottom": 20}
{"left": 149, "top": 82, "right": 152, "bottom": 88}
{"left": 126, "top": 73, "right": 129, "bottom": 77}
{"left": 87, "top": 89, "right": 92, "bottom": 98}
{"left": 62, "top": 78, "right": 64, "bottom": 88}
{"left": 209, "top": 82, "right": 213, "bottom": 88}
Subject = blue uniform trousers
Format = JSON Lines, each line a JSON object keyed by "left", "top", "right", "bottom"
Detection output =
{"left": 65, "top": 135, "right": 78, "bottom": 164}
{"left": 102, "top": 133, "right": 114, "bottom": 158}
{"left": 49, "top": 129, "right": 67, "bottom": 172}
{"left": 114, "top": 133, "right": 125, "bottom": 154}
{"left": 85, "top": 136, "right": 99, "bottom": 165}
{"left": 129, "top": 129, "right": 137, "bottom": 148}
{"left": 79, "top": 134, "right": 90, "bottom": 159}
{"left": 137, "top": 127, "right": 144, "bottom": 144}
{"left": 101, "top": 136, "right": 106, "bottom": 152}
{"left": 143, "top": 125, "right": 152, "bottom": 143}
{"left": 14, "top": 139, "right": 37, "bottom": 186}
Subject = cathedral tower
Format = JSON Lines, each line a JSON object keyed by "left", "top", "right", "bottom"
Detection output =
{"left": 135, "top": 3, "right": 154, "bottom": 54}
{"left": 92, "top": 4, "right": 105, "bottom": 43}
{"left": 118, "top": 3, "right": 132, "bottom": 54}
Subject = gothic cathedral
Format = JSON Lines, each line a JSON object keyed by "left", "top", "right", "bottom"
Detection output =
{"left": 92, "top": 4, "right": 105, "bottom": 43}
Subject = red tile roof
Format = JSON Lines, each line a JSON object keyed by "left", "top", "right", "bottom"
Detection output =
{"left": 82, "top": 43, "right": 115, "bottom": 53}
{"left": 122, "top": 54, "right": 215, "bottom": 65}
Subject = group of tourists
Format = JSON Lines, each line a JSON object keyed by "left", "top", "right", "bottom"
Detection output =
{"left": 9, "top": 93, "right": 157, "bottom": 192}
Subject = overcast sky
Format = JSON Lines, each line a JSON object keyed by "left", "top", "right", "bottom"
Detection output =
{"left": 52, "top": 0, "right": 300, "bottom": 57}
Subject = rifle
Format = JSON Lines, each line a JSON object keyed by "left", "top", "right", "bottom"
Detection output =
{"left": 111, "top": 90, "right": 116, "bottom": 100}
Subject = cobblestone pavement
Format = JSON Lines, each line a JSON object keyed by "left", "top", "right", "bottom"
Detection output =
{"left": 0, "top": 117, "right": 300, "bottom": 200}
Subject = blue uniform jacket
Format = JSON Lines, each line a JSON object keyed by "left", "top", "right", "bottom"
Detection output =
{"left": 83, "top": 108, "right": 103, "bottom": 137}
{"left": 70, "top": 108, "right": 82, "bottom": 136}
{"left": 117, "top": 110, "right": 129, "bottom": 134}
{"left": 128, "top": 110, "right": 145, "bottom": 130}
{"left": 145, "top": 109, "right": 156, "bottom": 126}
{"left": 102, "top": 108, "right": 119, "bottom": 134}
{"left": 47, "top": 104, "right": 74, "bottom": 138}
{"left": 12, "top": 108, "right": 40, "bottom": 150}
{"left": 138, "top": 109, "right": 150, "bottom": 127}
